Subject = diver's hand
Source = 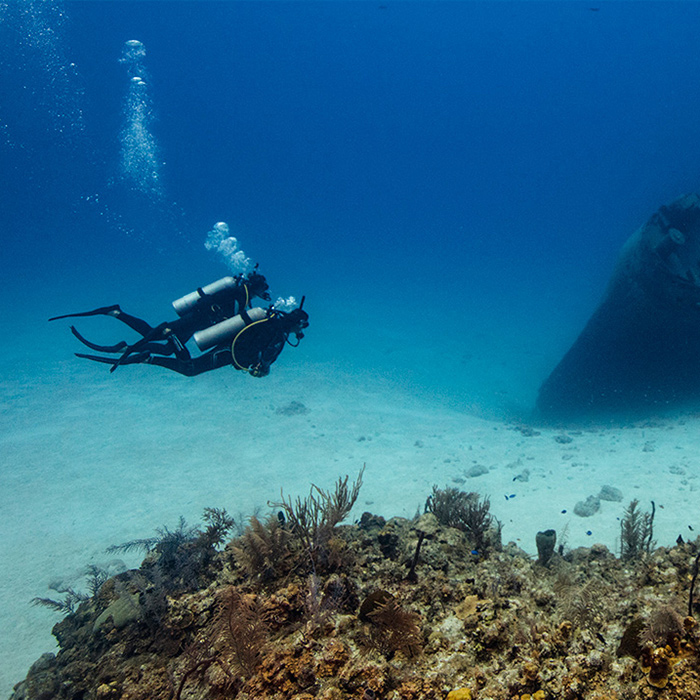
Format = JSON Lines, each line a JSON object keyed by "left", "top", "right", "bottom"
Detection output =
{"left": 249, "top": 362, "right": 270, "bottom": 378}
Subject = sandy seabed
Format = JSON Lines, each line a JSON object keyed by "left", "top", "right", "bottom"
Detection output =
{"left": 2, "top": 353, "right": 700, "bottom": 698}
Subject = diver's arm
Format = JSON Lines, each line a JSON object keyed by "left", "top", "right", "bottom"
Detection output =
{"left": 248, "top": 331, "right": 286, "bottom": 377}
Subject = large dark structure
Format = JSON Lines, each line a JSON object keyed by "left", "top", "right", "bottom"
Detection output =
{"left": 537, "top": 193, "right": 700, "bottom": 421}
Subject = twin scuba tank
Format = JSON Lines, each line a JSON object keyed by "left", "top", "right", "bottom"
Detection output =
{"left": 171, "top": 277, "right": 267, "bottom": 351}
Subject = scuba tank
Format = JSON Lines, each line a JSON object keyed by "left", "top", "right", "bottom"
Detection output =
{"left": 193, "top": 306, "right": 267, "bottom": 351}
{"left": 172, "top": 277, "right": 239, "bottom": 317}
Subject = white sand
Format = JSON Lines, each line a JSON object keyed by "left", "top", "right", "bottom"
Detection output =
{"left": 2, "top": 353, "right": 699, "bottom": 697}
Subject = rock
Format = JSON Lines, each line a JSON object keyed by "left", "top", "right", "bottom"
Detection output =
{"left": 574, "top": 495, "right": 601, "bottom": 517}
{"left": 16, "top": 653, "right": 59, "bottom": 700}
{"left": 599, "top": 485, "right": 623, "bottom": 502}
{"left": 275, "top": 400, "right": 310, "bottom": 416}
{"left": 412, "top": 512, "right": 440, "bottom": 536}
{"left": 93, "top": 586, "right": 141, "bottom": 631}
{"left": 358, "top": 512, "right": 386, "bottom": 531}
{"left": 554, "top": 434, "right": 573, "bottom": 444}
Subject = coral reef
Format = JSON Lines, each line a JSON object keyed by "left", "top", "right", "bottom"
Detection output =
{"left": 11, "top": 475, "right": 700, "bottom": 700}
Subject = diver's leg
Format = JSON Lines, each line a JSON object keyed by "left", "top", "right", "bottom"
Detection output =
{"left": 106, "top": 309, "right": 155, "bottom": 337}
{"left": 109, "top": 333, "right": 188, "bottom": 372}
{"left": 76, "top": 347, "right": 230, "bottom": 376}
{"left": 106, "top": 323, "right": 181, "bottom": 371}
{"left": 167, "top": 332, "right": 192, "bottom": 360}
{"left": 146, "top": 348, "right": 230, "bottom": 376}
{"left": 125, "top": 340, "right": 185, "bottom": 357}
{"left": 142, "top": 356, "right": 199, "bottom": 376}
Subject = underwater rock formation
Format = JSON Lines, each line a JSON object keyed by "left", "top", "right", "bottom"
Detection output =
{"left": 538, "top": 193, "right": 700, "bottom": 421}
{"left": 12, "top": 483, "right": 700, "bottom": 700}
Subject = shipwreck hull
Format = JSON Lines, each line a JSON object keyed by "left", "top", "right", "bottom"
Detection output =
{"left": 537, "top": 193, "right": 700, "bottom": 421}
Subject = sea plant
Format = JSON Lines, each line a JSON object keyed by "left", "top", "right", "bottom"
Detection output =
{"left": 689, "top": 548, "right": 700, "bottom": 616}
{"left": 301, "top": 573, "right": 357, "bottom": 638}
{"left": 231, "top": 514, "right": 294, "bottom": 582}
{"left": 222, "top": 587, "right": 268, "bottom": 678}
{"left": 641, "top": 605, "right": 685, "bottom": 650}
{"left": 85, "top": 565, "right": 110, "bottom": 596}
{"left": 559, "top": 577, "right": 608, "bottom": 632}
{"left": 425, "top": 485, "right": 473, "bottom": 529}
{"left": 620, "top": 499, "right": 655, "bottom": 559}
{"left": 31, "top": 564, "right": 110, "bottom": 616}
{"left": 106, "top": 515, "right": 198, "bottom": 557}
{"left": 366, "top": 596, "right": 423, "bottom": 658}
{"left": 107, "top": 508, "right": 236, "bottom": 592}
{"left": 425, "top": 485, "right": 500, "bottom": 553}
{"left": 269, "top": 465, "right": 365, "bottom": 573}
{"left": 32, "top": 588, "right": 90, "bottom": 615}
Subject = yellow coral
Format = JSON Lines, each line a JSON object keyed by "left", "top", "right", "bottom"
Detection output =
{"left": 455, "top": 595, "right": 479, "bottom": 620}
{"left": 647, "top": 647, "right": 673, "bottom": 688}
{"left": 446, "top": 689, "right": 472, "bottom": 700}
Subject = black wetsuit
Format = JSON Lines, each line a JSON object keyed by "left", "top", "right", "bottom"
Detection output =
{"left": 146, "top": 311, "right": 292, "bottom": 377}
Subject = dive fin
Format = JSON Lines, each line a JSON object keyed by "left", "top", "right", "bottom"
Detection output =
{"left": 70, "top": 326, "right": 128, "bottom": 353}
{"left": 49, "top": 305, "right": 120, "bottom": 322}
{"left": 75, "top": 352, "right": 149, "bottom": 370}
{"left": 75, "top": 353, "right": 120, "bottom": 365}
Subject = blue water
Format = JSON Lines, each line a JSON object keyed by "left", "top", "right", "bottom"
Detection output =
{"left": 5, "top": 0, "right": 700, "bottom": 416}
{"left": 3, "top": 1, "right": 700, "bottom": 692}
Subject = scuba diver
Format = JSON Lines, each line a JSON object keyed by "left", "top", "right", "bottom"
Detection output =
{"left": 49, "top": 270, "right": 309, "bottom": 377}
